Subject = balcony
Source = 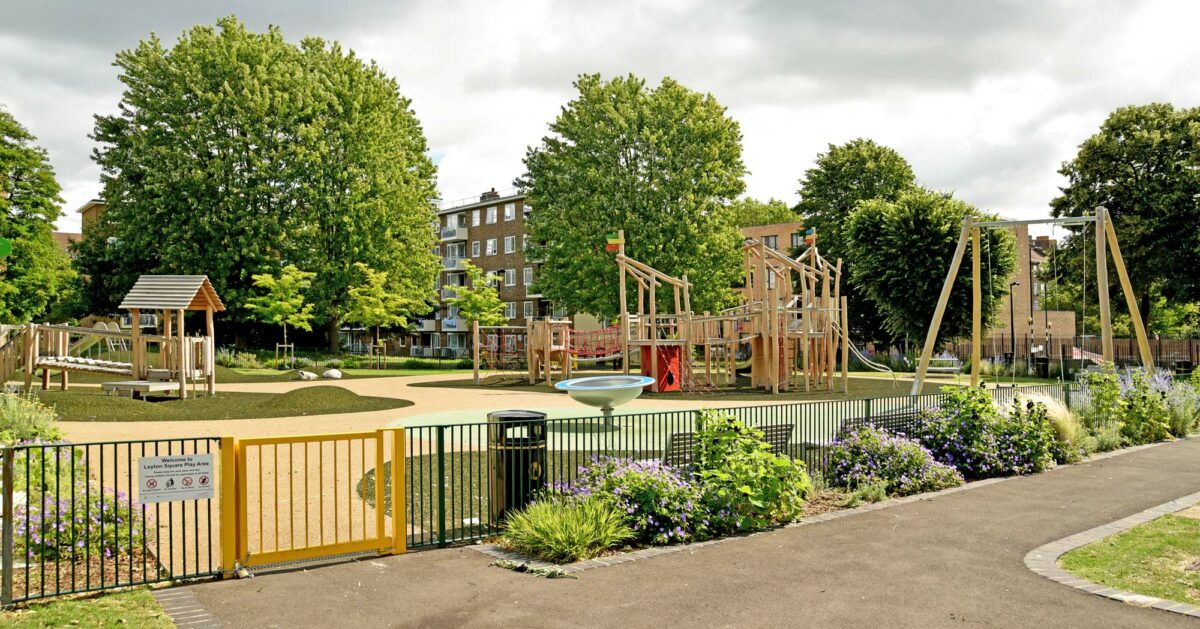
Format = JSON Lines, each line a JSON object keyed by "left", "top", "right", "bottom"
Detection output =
{"left": 440, "top": 286, "right": 460, "bottom": 300}
{"left": 415, "top": 319, "right": 437, "bottom": 332}
{"left": 441, "top": 225, "right": 468, "bottom": 241}
{"left": 442, "top": 318, "right": 467, "bottom": 332}
{"left": 442, "top": 257, "right": 467, "bottom": 271}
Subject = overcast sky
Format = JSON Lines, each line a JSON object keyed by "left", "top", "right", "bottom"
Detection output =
{"left": 3, "top": 0, "right": 1198, "bottom": 233}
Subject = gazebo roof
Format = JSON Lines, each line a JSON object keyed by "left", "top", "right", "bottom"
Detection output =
{"left": 118, "top": 275, "right": 226, "bottom": 312}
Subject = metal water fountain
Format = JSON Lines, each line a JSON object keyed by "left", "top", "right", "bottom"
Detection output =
{"left": 553, "top": 375, "right": 655, "bottom": 429}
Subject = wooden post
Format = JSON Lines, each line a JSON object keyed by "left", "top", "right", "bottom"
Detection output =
{"left": 1095, "top": 208, "right": 1114, "bottom": 362}
{"left": 472, "top": 319, "right": 481, "bottom": 384}
{"left": 971, "top": 226, "right": 982, "bottom": 387}
{"left": 177, "top": 309, "right": 187, "bottom": 399}
{"left": 1103, "top": 212, "right": 1154, "bottom": 369}
{"left": 618, "top": 230, "right": 630, "bottom": 375}
{"left": 130, "top": 309, "right": 141, "bottom": 380}
{"left": 544, "top": 318, "right": 552, "bottom": 385}
{"left": 526, "top": 319, "right": 536, "bottom": 384}
{"left": 22, "top": 324, "right": 34, "bottom": 390}
{"left": 840, "top": 296, "right": 850, "bottom": 393}
{"left": 912, "top": 218, "right": 973, "bottom": 395}
{"left": 649, "top": 278, "right": 658, "bottom": 393}
{"left": 205, "top": 307, "right": 216, "bottom": 395}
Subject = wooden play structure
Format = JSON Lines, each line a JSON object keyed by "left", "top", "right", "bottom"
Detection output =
{"left": 611, "top": 229, "right": 855, "bottom": 394}
{"left": 0, "top": 275, "right": 224, "bottom": 398}
{"left": 911, "top": 207, "right": 1152, "bottom": 394}
{"left": 470, "top": 319, "right": 625, "bottom": 385}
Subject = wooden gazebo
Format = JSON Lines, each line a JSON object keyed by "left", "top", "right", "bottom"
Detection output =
{"left": 117, "top": 275, "right": 225, "bottom": 398}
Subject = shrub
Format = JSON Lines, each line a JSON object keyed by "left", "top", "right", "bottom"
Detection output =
{"left": 322, "top": 358, "right": 344, "bottom": 369}
{"left": 1023, "top": 393, "right": 1085, "bottom": 463}
{"left": 1118, "top": 369, "right": 1171, "bottom": 444}
{"left": 16, "top": 484, "right": 150, "bottom": 562}
{"left": 501, "top": 494, "right": 633, "bottom": 563}
{"left": 693, "top": 410, "right": 813, "bottom": 532}
{"left": 1078, "top": 363, "right": 1123, "bottom": 431}
{"left": 828, "top": 424, "right": 963, "bottom": 496}
{"left": 566, "top": 456, "right": 706, "bottom": 545}
{"left": 914, "top": 386, "right": 1056, "bottom": 479}
{"left": 0, "top": 393, "right": 62, "bottom": 445}
{"left": 1164, "top": 377, "right": 1200, "bottom": 437}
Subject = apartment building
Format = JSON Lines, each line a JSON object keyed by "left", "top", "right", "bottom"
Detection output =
{"left": 412, "top": 188, "right": 565, "bottom": 357}
{"left": 990, "top": 224, "right": 1076, "bottom": 340}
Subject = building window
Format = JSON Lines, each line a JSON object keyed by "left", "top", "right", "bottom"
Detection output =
{"left": 792, "top": 232, "right": 803, "bottom": 248}
{"left": 486, "top": 239, "right": 497, "bottom": 255}
{"left": 432, "top": 334, "right": 441, "bottom": 349}
{"left": 763, "top": 235, "right": 778, "bottom": 250}
{"left": 523, "top": 267, "right": 533, "bottom": 285}
{"left": 524, "top": 301, "right": 533, "bottom": 318}
{"left": 471, "top": 241, "right": 480, "bottom": 257}
{"left": 472, "top": 209, "right": 480, "bottom": 226}
{"left": 505, "top": 269, "right": 516, "bottom": 286}
{"left": 448, "top": 334, "right": 465, "bottom": 349}
{"left": 552, "top": 305, "right": 567, "bottom": 319}
{"left": 486, "top": 273, "right": 499, "bottom": 288}
{"left": 504, "top": 235, "right": 516, "bottom": 253}
{"left": 486, "top": 206, "right": 497, "bottom": 224}
{"left": 504, "top": 203, "right": 516, "bottom": 221}
{"left": 522, "top": 235, "right": 529, "bottom": 251}
{"left": 457, "top": 213, "right": 468, "bottom": 227}
{"left": 767, "top": 273, "right": 777, "bottom": 290}
{"left": 505, "top": 302, "right": 517, "bottom": 319}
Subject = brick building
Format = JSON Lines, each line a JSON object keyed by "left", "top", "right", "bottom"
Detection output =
{"left": 989, "top": 224, "right": 1076, "bottom": 344}
{"left": 412, "top": 188, "right": 569, "bottom": 357}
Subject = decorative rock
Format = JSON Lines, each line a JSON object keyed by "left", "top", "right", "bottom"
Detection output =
{"left": 297, "top": 370, "right": 318, "bottom": 381}
{"left": 322, "top": 369, "right": 343, "bottom": 380}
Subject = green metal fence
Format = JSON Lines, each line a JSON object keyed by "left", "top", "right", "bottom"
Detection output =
{"left": 399, "top": 383, "right": 1075, "bottom": 549}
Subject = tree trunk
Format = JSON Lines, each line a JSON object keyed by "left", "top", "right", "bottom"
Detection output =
{"left": 1139, "top": 289, "right": 1154, "bottom": 334}
{"left": 327, "top": 317, "right": 340, "bottom": 352}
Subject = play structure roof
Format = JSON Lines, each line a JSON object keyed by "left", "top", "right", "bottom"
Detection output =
{"left": 118, "top": 275, "right": 226, "bottom": 312}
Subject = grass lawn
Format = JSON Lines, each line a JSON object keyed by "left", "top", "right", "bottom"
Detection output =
{"left": 411, "top": 371, "right": 945, "bottom": 401}
{"left": 1, "top": 588, "right": 172, "bottom": 628}
{"left": 1059, "top": 514, "right": 1200, "bottom": 605}
{"left": 37, "top": 364, "right": 470, "bottom": 386}
{"left": 37, "top": 386, "right": 412, "bottom": 422}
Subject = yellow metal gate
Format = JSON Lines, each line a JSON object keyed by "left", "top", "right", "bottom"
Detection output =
{"left": 220, "top": 429, "right": 406, "bottom": 570}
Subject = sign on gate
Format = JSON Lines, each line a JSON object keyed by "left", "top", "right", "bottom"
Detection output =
{"left": 139, "top": 453, "right": 215, "bottom": 503}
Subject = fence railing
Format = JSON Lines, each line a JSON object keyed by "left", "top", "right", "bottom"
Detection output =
{"left": 400, "top": 383, "right": 1075, "bottom": 549}
{"left": 945, "top": 335, "right": 1200, "bottom": 368}
{"left": 1, "top": 438, "right": 222, "bottom": 604}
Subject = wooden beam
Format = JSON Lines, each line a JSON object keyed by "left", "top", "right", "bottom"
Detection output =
{"left": 971, "top": 226, "right": 982, "bottom": 387}
{"left": 205, "top": 307, "right": 216, "bottom": 395}
{"left": 1095, "top": 208, "right": 1114, "bottom": 361}
{"left": 472, "top": 319, "right": 480, "bottom": 384}
{"left": 618, "top": 230, "right": 630, "bottom": 375}
{"left": 1103, "top": 211, "right": 1154, "bottom": 368}
{"left": 177, "top": 309, "right": 187, "bottom": 400}
{"left": 912, "top": 218, "right": 973, "bottom": 395}
{"left": 130, "top": 308, "right": 141, "bottom": 381}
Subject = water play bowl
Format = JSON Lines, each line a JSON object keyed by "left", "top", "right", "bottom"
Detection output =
{"left": 554, "top": 375, "right": 655, "bottom": 428}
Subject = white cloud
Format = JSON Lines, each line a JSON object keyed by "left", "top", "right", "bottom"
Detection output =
{"left": 2, "top": 0, "right": 1199, "bottom": 236}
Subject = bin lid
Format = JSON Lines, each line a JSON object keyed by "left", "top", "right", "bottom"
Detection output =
{"left": 487, "top": 410, "right": 548, "bottom": 422}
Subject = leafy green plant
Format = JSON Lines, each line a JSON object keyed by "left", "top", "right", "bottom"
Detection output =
{"left": 0, "top": 392, "right": 62, "bottom": 445}
{"left": 16, "top": 483, "right": 149, "bottom": 562}
{"left": 1119, "top": 369, "right": 1171, "bottom": 444}
{"left": 828, "top": 424, "right": 963, "bottom": 496}
{"left": 564, "top": 456, "right": 706, "bottom": 545}
{"left": 501, "top": 495, "right": 633, "bottom": 564}
{"left": 1022, "top": 393, "right": 1085, "bottom": 463}
{"left": 246, "top": 264, "right": 316, "bottom": 349}
{"left": 1078, "top": 363, "right": 1123, "bottom": 431}
{"left": 1164, "top": 376, "right": 1200, "bottom": 437}
{"left": 693, "top": 410, "right": 813, "bottom": 532}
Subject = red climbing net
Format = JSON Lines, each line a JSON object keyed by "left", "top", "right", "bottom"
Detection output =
{"left": 567, "top": 325, "right": 622, "bottom": 358}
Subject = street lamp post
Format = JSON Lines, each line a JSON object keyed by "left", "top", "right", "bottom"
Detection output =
{"left": 1009, "top": 281, "right": 1020, "bottom": 367}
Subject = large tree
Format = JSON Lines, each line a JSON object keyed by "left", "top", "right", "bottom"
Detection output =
{"left": 79, "top": 16, "right": 439, "bottom": 347}
{"left": 795, "top": 139, "right": 917, "bottom": 344}
{"left": 0, "top": 107, "right": 75, "bottom": 323}
{"left": 1051, "top": 103, "right": 1200, "bottom": 328}
{"left": 730, "top": 197, "right": 797, "bottom": 229}
{"left": 846, "top": 188, "right": 1016, "bottom": 348}
{"left": 518, "top": 74, "right": 747, "bottom": 317}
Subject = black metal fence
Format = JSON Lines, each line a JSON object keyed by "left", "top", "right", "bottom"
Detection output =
{"left": 946, "top": 335, "right": 1200, "bottom": 368}
{"left": 399, "top": 383, "right": 1074, "bottom": 549}
{"left": 1, "top": 438, "right": 222, "bottom": 604}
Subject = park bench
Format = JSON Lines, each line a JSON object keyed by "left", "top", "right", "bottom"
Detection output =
{"left": 661, "top": 423, "right": 795, "bottom": 469}
{"left": 926, "top": 356, "right": 963, "bottom": 374}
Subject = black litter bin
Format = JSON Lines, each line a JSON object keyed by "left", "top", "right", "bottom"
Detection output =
{"left": 488, "top": 410, "right": 547, "bottom": 523}
{"left": 1034, "top": 356, "right": 1050, "bottom": 379}
{"left": 1176, "top": 360, "right": 1194, "bottom": 377}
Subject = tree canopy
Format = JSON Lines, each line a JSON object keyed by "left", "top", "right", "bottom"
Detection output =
{"left": 519, "top": 74, "right": 747, "bottom": 317}
{"left": 846, "top": 188, "right": 1016, "bottom": 347}
{"left": 345, "top": 262, "right": 422, "bottom": 342}
{"left": 1051, "top": 103, "right": 1200, "bottom": 327}
{"left": 445, "top": 261, "right": 506, "bottom": 327}
{"left": 730, "top": 197, "right": 797, "bottom": 229}
{"left": 77, "top": 16, "right": 439, "bottom": 345}
{"left": 0, "top": 107, "right": 75, "bottom": 323}
{"left": 245, "top": 264, "right": 315, "bottom": 346}
{"left": 794, "top": 139, "right": 917, "bottom": 344}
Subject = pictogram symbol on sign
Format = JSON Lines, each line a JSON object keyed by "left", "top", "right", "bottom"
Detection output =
{"left": 146, "top": 479, "right": 158, "bottom": 489}
{"left": 182, "top": 476, "right": 193, "bottom": 487}
{"left": 199, "top": 476, "right": 210, "bottom": 486}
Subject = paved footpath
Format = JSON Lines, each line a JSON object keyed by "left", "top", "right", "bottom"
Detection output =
{"left": 184, "top": 438, "right": 1200, "bottom": 628}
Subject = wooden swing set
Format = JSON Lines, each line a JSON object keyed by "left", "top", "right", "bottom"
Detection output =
{"left": 911, "top": 207, "right": 1152, "bottom": 394}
